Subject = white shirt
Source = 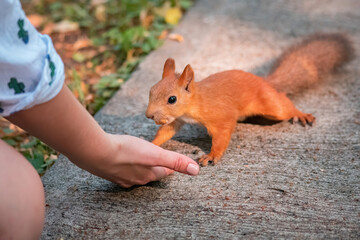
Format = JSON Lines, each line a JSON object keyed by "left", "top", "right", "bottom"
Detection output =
{"left": 0, "top": 0, "right": 64, "bottom": 116}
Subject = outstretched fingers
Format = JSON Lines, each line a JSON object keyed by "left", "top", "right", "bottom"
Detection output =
{"left": 159, "top": 150, "right": 199, "bottom": 175}
{"left": 122, "top": 135, "right": 199, "bottom": 175}
{"left": 113, "top": 135, "right": 200, "bottom": 188}
{"left": 149, "top": 148, "right": 199, "bottom": 176}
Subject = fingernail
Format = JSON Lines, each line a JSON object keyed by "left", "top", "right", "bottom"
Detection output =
{"left": 187, "top": 163, "right": 199, "bottom": 175}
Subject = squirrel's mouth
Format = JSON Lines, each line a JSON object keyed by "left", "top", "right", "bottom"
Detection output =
{"left": 155, "top": 118, "right": 175, "bottom": 126}
{"left": 155, "top": 119, "right": 169, "bottom": 125}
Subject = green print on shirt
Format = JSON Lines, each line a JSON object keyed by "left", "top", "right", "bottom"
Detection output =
{"left": 8, "top": 78, "right": 25, "bottom": 94}
{"left": 17, "top": 19, "right": 29, "bottom": 44}
{"left": 47, "top": 55, "right": 56, "bottom": 85}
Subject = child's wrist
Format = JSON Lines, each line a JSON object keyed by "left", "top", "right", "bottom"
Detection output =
{"left": 67, "top": 131, "right": 116, "bottom": 170}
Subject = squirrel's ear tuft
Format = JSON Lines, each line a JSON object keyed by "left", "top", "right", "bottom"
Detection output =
{"left": 162, "top": 58, "right": 176, "bottom": 79}
{"left": 178, "top": 64, "right": 194, "bottom": 92}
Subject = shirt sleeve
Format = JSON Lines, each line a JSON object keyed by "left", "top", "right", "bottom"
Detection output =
{"left": 0, "top": 0, "right": 65, "bottom": 116}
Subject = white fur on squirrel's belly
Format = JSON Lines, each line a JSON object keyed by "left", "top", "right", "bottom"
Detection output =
{"left": 238, "top": 116, "right": 246, "bottom": 122}
{"left": 179, "top": 115, "right": 199, "bottom": 124}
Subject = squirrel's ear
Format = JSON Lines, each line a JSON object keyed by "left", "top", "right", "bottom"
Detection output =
{"left": 162, "top": 58, "right": 175, "bottom": 79}
{"left": 178, "top": 64, "right": 194, "bottom": 92}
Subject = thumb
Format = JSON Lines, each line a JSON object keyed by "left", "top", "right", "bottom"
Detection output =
{"left": 153, "top": 149, "right": 200, "bottom": 176}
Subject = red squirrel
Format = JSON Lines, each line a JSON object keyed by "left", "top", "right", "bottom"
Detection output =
{"left": 146, "top": 33, "right": 354, "bottom": 166}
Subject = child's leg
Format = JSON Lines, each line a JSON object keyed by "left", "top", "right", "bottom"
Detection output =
{"left": 0, "top": 140, "right": 45, "bottom": 240}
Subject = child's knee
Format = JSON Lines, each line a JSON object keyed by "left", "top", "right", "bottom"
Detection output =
{"left": 0, "top": 140, "right": 45, "bottom": 239}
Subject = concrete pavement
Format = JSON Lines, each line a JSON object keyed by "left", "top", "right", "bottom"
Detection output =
{"left": 42, "top": 0, "right": 360, "bottom": 238}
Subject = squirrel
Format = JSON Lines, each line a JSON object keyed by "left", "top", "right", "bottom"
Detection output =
{"left": 145, "top": 33, "right": 354, "bottom": 166}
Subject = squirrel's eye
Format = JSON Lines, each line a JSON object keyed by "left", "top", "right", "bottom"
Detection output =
{"left": 168, "top": 96, "right": 177, "bottom": 104}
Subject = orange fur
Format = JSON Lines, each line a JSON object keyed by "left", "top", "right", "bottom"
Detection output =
{"left": 146, "top": 33, "right": 354, "bottom": 166}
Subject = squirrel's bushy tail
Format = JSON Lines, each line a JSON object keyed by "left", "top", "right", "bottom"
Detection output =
{"left": 266, "top": 33, "right": 354, "bottom": 94}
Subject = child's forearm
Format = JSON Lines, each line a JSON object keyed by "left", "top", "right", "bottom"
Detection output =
{"left": 6, "top": 84, "right": 112, "bottom": 169}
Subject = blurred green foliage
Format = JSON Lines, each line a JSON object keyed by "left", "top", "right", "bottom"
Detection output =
{"left": 1, "top": 0, "right": 193, "bottom": 174}
{"left": 1, "top": 129, "right": 57, "bottom": 175}
{"left": 42, "top": 0, "right": 192, "bottom": 112}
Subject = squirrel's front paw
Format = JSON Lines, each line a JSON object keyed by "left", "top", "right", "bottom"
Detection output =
{"left": 291, "top": 113, "right": 315, "bottom": 126}
{"left": 199, "top": 154, "right": 220, "bottom": 166}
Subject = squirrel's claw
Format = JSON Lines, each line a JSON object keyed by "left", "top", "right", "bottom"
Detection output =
{"left": 199, "top": 154, "right": 220, "bottom": 167}
{"left": 291, "top": 113, "right": 315, "bottom": 127}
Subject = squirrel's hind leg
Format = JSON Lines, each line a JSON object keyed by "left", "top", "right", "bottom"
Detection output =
{"left": 261, "top": 92, "right": 315, "bottom": 126}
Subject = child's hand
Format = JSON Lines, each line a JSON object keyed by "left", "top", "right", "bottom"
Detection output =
{"left": 92, "top": 134, "right": 199, "bottom": 188}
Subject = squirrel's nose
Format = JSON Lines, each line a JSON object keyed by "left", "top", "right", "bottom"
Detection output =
{"left": 146, "top": 112, "right": 154, "bottom": 120}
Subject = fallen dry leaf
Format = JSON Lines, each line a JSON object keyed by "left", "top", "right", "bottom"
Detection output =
{"left": 140, "top": 10, "right": 154, "bottom": 28}
{"left": 168, "top": 33, "right": 184, "bottom": 42}
{"left": 126, "top": 49, "right": 136, "bottom": 62}
{"left": 158, "top": 30, "right": 168, "bottom": 40}
{"left": 82, "top": 50, "right": 98, "bottom": 59}
{"left": 53, "top": 20, "right": 80, "bottom": 33}
{"left": 95, "top": 5, "right": 107, "bottom": 22}
{"left": 81, "top": 81, "right": 88, "bottom": 95}
{"left": 95, "top": 56, "right": 116, "bottom": 76}
{"left": 98, "top": 45, "right": 107, "bottom": 53}
{"left": 165, "top": 7, "right": 182, "bottom": 25}
{"left": 85, "top": 94, "right": 94, "bottom": 102}
{"left": 91, "top": 0, "right": 107, "bottom": 6}
{"left": 72, "top": 38, "right": 93, "bottom": 51}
